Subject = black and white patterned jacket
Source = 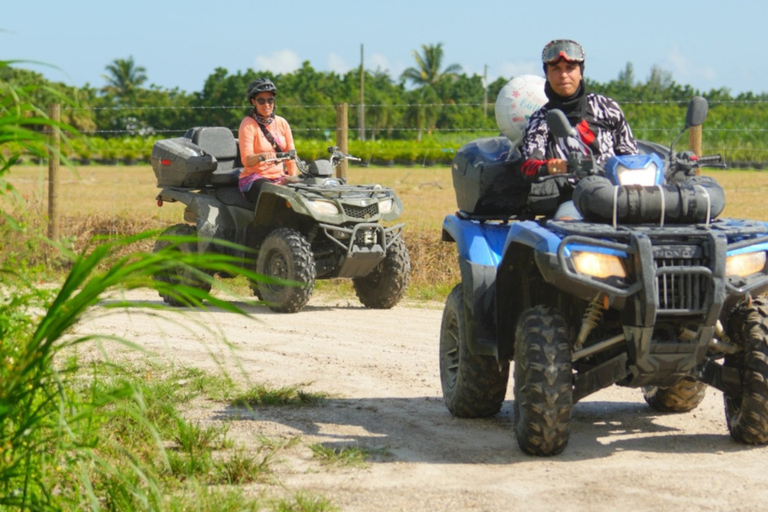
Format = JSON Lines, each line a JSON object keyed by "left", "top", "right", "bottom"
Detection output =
{"left": 520, "top": 93, "right": 637, "bottom": 179}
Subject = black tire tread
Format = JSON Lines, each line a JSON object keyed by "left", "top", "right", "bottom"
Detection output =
{"left": 256, "top": 227, "right": 315, "bottom": 313}
{"left": 353, "top": 237, "right": 411, "bottom": 309}
{"left": 439, "top": 285, "right": 509, "bottom": 418}
{"left": 724, "top": 296, "right": 768, "bottom": 444}
{"left": 153, "top": 224, "right": 212, "bottom": 307}
{"left": 642, "top": 378, "right": 707, "bottom": 413}
{"left": 513, "top": 305, "right": 573, "bottom": 456}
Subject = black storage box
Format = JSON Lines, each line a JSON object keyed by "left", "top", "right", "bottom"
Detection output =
{"left": 451, "top": 137, "right": 531, "bottom": 216}
{"left": 151, "top": 137, "right": 217, "bottom": 188}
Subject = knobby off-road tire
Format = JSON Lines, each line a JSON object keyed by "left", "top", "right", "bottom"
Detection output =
{"left": 353, "top": 236, "right": 411, "bottom": 309}
{"left": 256, "top": 228, "right": 316, "bottom": 313}
{"left": 514, "top": 305, "right": 574, "bottom": 456}
{"left": 249, "top": 281, "right": 263, "bottom": 301}
{"left": 642, "top": 378, "right": 707, "bottom": 413}
{"left": 724, "top": 296, "right": 768, "bottom": 444}
{"left": 439, "top": 285, "right": 509, "bottom": 417}
{"left": 153, "top": 224, "right": 212, "bottom": 307}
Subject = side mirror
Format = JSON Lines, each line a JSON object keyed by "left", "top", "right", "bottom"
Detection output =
{"left": 546, "top": 109, "right": 577, "bottom": 139}
{"left": 685, "top": 96, "right": 708, "bottom": 128}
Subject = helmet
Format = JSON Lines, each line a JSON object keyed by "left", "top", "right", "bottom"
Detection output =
{"left": 246, "top": 78, "right": 277, "bottom": 100}
{"left": 541, "top": 39, "right": 585, "bottom": 65}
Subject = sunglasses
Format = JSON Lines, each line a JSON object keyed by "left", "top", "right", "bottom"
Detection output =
{"left": 254, "top": 97, "right": 275, "bottom": 105}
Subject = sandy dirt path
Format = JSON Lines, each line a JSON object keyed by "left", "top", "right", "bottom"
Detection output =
{"left": 73, "top": 289, "right": 768, "bottom": 511}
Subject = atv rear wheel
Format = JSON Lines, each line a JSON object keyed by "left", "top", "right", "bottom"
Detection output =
{"left": 439, "top": 285, "right": 509, "bottom": 417}
{"left": 153, "top": 224, "right": 212, "bottom": 307}
{"left": 514, "top": 305, "right": 573, "bottom": 456}
{"left": 724, "top": 296, "right": 768, "bottom": 444}
{"left": 353, "top": 236, "right": 411, "bottom": 309}
{"left": 256, "top": 228, "right": 316, "bottom": 313}
{"left": 248, "top": 281, "right": 263, "bottom": 301}
{"left": 642, "top": 378, "right": 707, "bottom": 413}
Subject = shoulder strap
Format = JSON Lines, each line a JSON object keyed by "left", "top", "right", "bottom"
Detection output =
{"left": 256, "top": 118, "right": 284, "bottom": 153}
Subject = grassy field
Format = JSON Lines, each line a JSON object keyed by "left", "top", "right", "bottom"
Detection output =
{"left": 6, "top": 163, "right": 768, "bottom": 301}
{"left": 6, "top": 163, "right": 456, "bottom": 227}
{"left": 4, "top": 163, "right": 461, "bottom": 300}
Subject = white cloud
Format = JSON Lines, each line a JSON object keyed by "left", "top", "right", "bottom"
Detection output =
{"left": 497, "top": 61, "right": 542, "bottom": 81}
{"left": 328, "top": 53, "right": 351, "bottom": 74}
{"left": 368, "top": 54, "right": 391, "bottom": 73}
{"left": 368, "top": 54, "right": 406, "bottom": 79}
{"left": 254, "top": 50, "right": 301, "bottom": 74}
{"left": 665, "top": 46, "right": 716, "bottom": 82}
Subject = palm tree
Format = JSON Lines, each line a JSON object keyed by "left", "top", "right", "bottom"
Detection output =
{"left": 401, "top": 43, "right": 461, "bottom": 140}
{"left": 101, "top": 56, "right": 148, "bottom": 100}
{"left": 401, "top": 43, "right": 462, "bottom": 88}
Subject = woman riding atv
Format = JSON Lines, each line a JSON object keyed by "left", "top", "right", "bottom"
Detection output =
{"left": 238, "top": 78, "right": 299, "bottom": 202}
{"left": 520, "top": 39, "right": 638, "bottom": 220}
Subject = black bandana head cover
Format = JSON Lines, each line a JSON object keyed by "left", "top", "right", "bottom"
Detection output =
{"left": 544, "top": 80, "right": 587, "bottom": 127}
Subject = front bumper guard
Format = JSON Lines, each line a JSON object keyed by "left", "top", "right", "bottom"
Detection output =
{"left": 319, "top": 222, "right": 405, "bottom": 278}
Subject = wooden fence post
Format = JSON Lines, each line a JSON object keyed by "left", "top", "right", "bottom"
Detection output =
{"left": 336, "top": 102, "right": 348, "bottom": 180}
{"left": 47, "top": 103, "right": 61, "bottom": 240}
{"left": 689, "top": 124, "right": 702, "bottom": 175}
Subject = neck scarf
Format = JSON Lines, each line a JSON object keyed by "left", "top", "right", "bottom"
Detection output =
{"left": 251, "top": 108, "right": 275, "bottom": 126}
{"left": 544, "top": 80, "right": 587, "bottom": 127}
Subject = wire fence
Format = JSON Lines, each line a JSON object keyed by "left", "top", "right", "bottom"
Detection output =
{"left": 11, "top": 98, "right": 768, "bottom": 290}
{"left": 47, "top": 99, "right": 768, "bottom": 168}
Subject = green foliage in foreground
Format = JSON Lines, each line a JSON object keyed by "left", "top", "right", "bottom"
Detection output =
{"left": 2, "top": 58, "right": 338, "bottom": 511}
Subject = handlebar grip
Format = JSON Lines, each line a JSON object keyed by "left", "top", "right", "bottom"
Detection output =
{"left": 697, "top": 154, "right": 722, "bottom": 164}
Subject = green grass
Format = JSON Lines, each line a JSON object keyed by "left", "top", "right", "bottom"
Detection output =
{"left": 231, "top": 384, "right": 329, "bottom": 407}
{"left": 309, "top": 443, "right": 391, "bottom": 468}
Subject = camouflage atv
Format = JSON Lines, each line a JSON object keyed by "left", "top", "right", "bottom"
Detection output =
{"left": 151, "top": 126, "right": 410, "bottom": 313}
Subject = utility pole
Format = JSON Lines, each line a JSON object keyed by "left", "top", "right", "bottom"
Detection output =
{"left": 483, "top": 64, "right": 488, "bottom": 118}
{"left": 336, "top": 103, "right": 349, "bottom": 180}
{"left": 359, "top": 44, "right": 365, "bottom": 141}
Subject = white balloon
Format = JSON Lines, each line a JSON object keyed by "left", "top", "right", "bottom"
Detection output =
{"left": 494, "top": 75, "right": 547, "bottom": 146}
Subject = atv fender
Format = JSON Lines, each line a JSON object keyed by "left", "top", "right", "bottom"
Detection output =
{"left": 254, "top": 183, "right": 312, "bottom": 223}
{"left": 442, "top": 215, "right": 508, "bottom": 359}
{"left": 157, "top": 187, "right": 238, "bottom": 252}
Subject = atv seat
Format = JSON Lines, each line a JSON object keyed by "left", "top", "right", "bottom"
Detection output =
{"left": 185, "top": 126, "right": 243, "bottom": 186}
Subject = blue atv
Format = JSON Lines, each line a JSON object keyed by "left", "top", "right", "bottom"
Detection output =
{"left": 440, "top": 97, "right": 768, "bottom": 456}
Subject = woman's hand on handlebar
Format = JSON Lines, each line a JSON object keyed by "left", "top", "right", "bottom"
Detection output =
{"left": 257, "top": 151, "right": 277, "bottom": 163}
{"left": 546, "top": 158, "right": 569, "bottom": 175}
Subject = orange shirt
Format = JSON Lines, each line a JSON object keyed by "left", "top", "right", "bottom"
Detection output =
{"left": 238, "top": 115, "right": 297, "bottom": 180}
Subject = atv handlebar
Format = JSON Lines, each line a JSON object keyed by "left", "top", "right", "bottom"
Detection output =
{"left": 327, "top": 146, "right": 360, "bottom": 166}
{"left": 696, "top": 154, "right": 724, "bottom": 165}
{"left": 670, "top": 151, "right": 727, "bottom": 176}
{"left": 262, "top": 150, "right": 297, "bottom": 163}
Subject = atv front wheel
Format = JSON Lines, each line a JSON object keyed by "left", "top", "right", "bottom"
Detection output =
{"left": 439, "top": 285, "right": 509, "bottom": 417}
{"left": 642, "top": 378, "right": 707, "bottom": 413}
{"left": 153, "top": 224, "right": 212, "bottom": 307}
{"left": 514, "top": 305, "right": 573, "bottom": 456}
{"left": 256, "top": 228, "right": 316, "bottom": 313}
{"left": 353, "top": 236, "right": 410, "bottom": 309}
{"left": 724, "top": 296, "right": 768, "bottom": 444}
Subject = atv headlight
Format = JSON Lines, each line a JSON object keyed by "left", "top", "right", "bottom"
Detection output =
{"left": 615, "top": 162, "right": 660, "bottom": 186}
{"left": 605, "top": 154, "right": 664, "bottom": 186}
{"left": 572, "top": 251, "right": 627, "bottom": 279}
{"left": 308, "top": 200, "right": 340, "bottom": 215}
{"left": 378, "top": 198, "right": 394, "bottom": 214}
{"left": 725, "top": 251, "right": 766, "bottom": 277}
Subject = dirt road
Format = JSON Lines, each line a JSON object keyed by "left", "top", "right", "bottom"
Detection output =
{"left": 75, "top": 289, "right": 768, "bottom": 511}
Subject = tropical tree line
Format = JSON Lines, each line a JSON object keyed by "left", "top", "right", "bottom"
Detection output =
{"left": 3, "top": 44, "right": 768, "bottom": 164}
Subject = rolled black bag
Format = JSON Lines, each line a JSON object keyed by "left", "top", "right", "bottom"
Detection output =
{"left": 573, "top": 175, "right": 725, "bottom": 224}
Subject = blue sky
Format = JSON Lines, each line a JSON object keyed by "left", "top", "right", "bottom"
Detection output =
{"left": 3, "top": 0, "right": 764, "bottom": 95}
